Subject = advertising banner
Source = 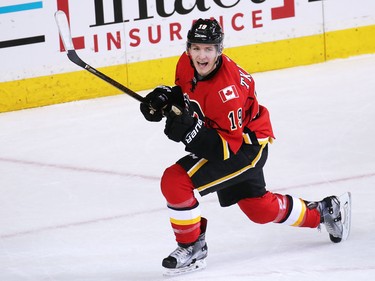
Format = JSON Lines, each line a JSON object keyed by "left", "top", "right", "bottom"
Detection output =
{"left": 0, "top": 0, "right": 374, "bottom": 112}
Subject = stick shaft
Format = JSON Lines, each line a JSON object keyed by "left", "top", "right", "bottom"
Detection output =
{"left": 55, "top": 10, "right": 145, "bottom": 103}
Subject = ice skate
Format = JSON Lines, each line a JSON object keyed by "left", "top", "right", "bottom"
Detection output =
{"left": 309, "top": 192, "right": 352, "bottom": 243}
{"left": 163, "top": 218, "right": 208, "bottom": 276}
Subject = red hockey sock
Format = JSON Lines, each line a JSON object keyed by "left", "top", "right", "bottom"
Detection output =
{"left": 161, "top": 164, "right": 201, "bottom": 244}
{"left": 238, "top": 192, "right": 320, "bottom": 228}
{"left": 238, "top": 191, "right": 279, "bottom": 224}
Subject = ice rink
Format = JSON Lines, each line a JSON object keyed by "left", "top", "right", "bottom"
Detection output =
{"left": 1, "top": 54, "right": 375, "bottom": 281}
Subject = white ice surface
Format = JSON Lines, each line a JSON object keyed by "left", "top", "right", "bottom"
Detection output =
{"left": 1, "top": 54, "right": 375, "bottom": 281}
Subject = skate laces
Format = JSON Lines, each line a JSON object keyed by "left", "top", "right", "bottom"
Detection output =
{"left": 325, "top": 196, "right": 340, "bottom": 219}
{"left": 171, "top": 246, "right": 193, "bottom": 259}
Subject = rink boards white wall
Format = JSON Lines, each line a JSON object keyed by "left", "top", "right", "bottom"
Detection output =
{"left": 1, "top": 0, "right": 375, "bottom": 112}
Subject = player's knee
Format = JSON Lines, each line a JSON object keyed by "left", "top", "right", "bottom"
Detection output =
{"left": 161, "top": 164, "right": 195, "bottom": 206}
{"left": 161, "top": 165, "right": 176, "bottom": 199}
{"left": 238, "top": 192, "right": 279, "bottom": 224}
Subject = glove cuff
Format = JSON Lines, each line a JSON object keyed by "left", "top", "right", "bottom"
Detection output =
{"left": 182, "top": 118, "right": 204, "bottom": 145}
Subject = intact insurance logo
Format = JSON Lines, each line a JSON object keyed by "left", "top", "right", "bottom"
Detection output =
{"left": 0, "top": 1, "right": 44, "bottom": 49}
{"left": 56, "top": 0, "right": 305, "bottom": 53}
{"left": 0, "top": 0, "right": 323, "bottom": 51}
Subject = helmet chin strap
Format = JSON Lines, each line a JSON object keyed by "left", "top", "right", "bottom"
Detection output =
{"left": 214, "top": 53, "right": 222, "bottom": 65}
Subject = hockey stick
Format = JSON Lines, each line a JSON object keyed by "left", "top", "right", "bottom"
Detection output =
{"left": 54, "top": 10, "right": 145, "bottom": 103}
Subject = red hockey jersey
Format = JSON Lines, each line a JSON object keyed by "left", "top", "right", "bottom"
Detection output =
{"left": 175, "top": 52, "right": 274, "bottom": 157}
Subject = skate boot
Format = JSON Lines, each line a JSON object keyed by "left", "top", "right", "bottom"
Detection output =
{"left": 162, "top": 218, "right": 208, "bottom": 276}
{"left": 317, "top": 196, "right": 343, "bottom": 243}
{"left": 309, "top": 193, "right": 352, "bottom": 243}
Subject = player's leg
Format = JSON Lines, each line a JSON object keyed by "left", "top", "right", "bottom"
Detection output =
{"left": 159, "top": 143, "right": 267, "bottom": 272}
{"left": 161, "top": 144, "right": 265, "bottom": 244}
{"left": 160, "top": 162, "right": 208, "bottom": 273}
{"left": 161, "top": 163, "right": 202, "bottom": 244}
{"left": 237, "top": 189, "right": 351, "bottom": 242}
{"left": 237, "top": 192, "right": 321, "bottom": 228}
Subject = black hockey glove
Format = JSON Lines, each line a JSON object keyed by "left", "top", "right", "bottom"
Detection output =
{"left": 140, "top": 86, "right": 184, "bottom": 122}
{"left": 164, "top": 107, "right": 204, "bottom": 144}
{"left": 140, "top": 103, "right": 163, "bottom": 122}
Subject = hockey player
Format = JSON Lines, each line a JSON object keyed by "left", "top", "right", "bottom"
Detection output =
{"left": 140, "top": 18, "right": 351, "bottom": 275}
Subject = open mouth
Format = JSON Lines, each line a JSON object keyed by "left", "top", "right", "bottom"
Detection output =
{"left": 197, "top": 62, "right": 208, "bottom": 68}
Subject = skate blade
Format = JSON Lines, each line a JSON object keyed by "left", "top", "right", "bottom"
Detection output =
{"left": 340, "top": 192, "right": 352, "bottom": 241}
{"left": 163, "top": 259, "right": 206, "bottom": 276}
{"left": 330, "top": 192, "right": 352, "bottom": 243}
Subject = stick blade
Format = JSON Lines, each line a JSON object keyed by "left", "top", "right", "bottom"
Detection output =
{"left": 54, "top": 10, "right": 74, "bottom": 52}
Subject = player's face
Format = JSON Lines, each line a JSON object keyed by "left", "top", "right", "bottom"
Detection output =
{"left": 188, "top": 43, "right": 220, "bottom": 77}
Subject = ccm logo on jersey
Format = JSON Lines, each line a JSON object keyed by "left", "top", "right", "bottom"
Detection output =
{"left": 218, "top": 85, "right": 239, "bottom": 103}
